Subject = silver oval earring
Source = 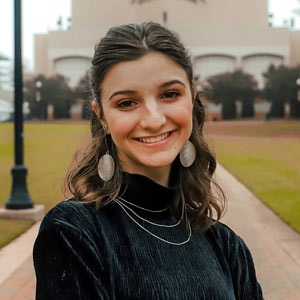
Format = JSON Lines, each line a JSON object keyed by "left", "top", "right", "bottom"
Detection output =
{"left": 180, "top": 141, "right": 196, "bottom": 168}
{"left": 97, "top": 127, "right": 115, "bottom": 181}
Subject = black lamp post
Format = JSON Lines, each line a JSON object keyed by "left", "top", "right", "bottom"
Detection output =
{"left": 5, "top": 0, "right": 33, "bottom": 209}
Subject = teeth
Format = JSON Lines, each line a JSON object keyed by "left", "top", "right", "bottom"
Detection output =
{"left": 138, "top": 132, "right": 170, "bottom": 143}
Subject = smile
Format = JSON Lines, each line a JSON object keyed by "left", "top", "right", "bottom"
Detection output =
{"left": 136, "top": 132, "right": 171, "bottom": 144}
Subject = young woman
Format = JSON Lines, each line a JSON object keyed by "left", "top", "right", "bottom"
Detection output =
{"left": 33, "top": 22, "right": 264, "bottom": 299}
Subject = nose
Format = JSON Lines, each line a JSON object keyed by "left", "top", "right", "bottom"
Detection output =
{"left": 140, "top": 100, "right": 166, "bottom": 131}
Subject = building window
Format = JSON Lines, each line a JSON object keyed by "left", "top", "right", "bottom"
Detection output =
{"left": 163, "top": 11, "right": 167, "bottom": 23}
{"left": 194, "top": 55, "right": 235, "bottom": 80}
{"left": 242, "top": 54, "right": 283, "bottom": 89}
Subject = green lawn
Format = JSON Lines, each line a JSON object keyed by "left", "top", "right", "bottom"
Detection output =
{"left": 0, "top": 122, "right": 90, "bottom": 249}
{"left": 205, "top": 121, "right": 300, "bottom": 233}
{"left": 204, "top": 120, "right": 300, "bottom": 138}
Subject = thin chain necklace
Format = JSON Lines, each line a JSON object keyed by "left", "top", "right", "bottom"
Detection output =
{"left": 115, "top": 197, "right": 181, "bottom": 227}
{"left": 114, "top": 197, "right": 191, "bottom": 246}
{"left": 116, "top": 196, "right": 170, "bottom": 213}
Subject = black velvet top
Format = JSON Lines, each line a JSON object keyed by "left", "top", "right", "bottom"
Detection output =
{"left": 33, "top": 172, "right": 264, "bottom": 300}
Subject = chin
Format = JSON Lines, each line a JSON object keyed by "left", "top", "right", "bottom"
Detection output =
{"left": 144, "top": 158, "right": 175, "bottom": 169}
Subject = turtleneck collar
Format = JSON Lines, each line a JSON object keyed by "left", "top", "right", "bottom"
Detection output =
{"left": 119, "top": 160, "right": 181, "bottom": 211}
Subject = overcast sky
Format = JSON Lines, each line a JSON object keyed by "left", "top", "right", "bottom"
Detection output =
{"left": 0, "top": 0, "right": 300, "bottom": 70}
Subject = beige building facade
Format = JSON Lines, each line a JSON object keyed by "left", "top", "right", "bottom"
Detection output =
{"left": 35, "top": 0, "right": 300, "bottom": 89}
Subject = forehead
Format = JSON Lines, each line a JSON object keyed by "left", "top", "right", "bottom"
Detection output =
{"left": 101, "top": 52, "right": 190, "bottom": 98}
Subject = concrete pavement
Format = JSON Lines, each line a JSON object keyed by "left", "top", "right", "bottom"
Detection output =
{"left": 0, "top": 163, "right": 300, "bottom": 299}
{"left": 216, "top": 164, "right": 300, "bottom": 300}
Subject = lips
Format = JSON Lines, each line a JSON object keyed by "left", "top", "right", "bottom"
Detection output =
{"left": 136, "top": 132, "right": 171, "bottom": 144}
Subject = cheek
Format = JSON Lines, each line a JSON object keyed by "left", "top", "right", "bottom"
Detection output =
{"left": 105, "top": 113, "right": 138, "bottom": 144}
{"left": 171, "top": 101, "right": 193, "bottom": 129}
{"left": 102, "top": 104, "right": 131, "bottom": 138}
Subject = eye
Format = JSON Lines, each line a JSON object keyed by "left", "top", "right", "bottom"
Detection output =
{"left": 163, "top": 91, "right": 180, "bottom": 99}
{"left": 116, "top": 99, "right": 136, "bottom": 109}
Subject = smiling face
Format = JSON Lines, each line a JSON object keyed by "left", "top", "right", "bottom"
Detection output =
{"left": 98, "top": 52, "right": 193, "bottom": 182}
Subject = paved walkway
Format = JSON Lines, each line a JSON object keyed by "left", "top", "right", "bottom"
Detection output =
{"left": 216, "top": 164, "right": 300, "bottom": 300}
{"left": 0, "top": 164, "right": 300, "bottom": 299}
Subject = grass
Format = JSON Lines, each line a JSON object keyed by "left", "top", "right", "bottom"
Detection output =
{"left": 0, "top": 220, "right": 34, "bottom": 249}
{"left": 0, "top": 122, "right": 90, "bottom": 249}
{"left": 205, "top": 121, "right": 300, "bottom": 233}
{"left": 204, "top": 120, "right": 300, "bottom": 138}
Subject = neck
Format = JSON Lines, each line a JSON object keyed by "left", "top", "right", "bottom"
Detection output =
{"left": 122, "top": 164, "right": 171, "bottom": 187}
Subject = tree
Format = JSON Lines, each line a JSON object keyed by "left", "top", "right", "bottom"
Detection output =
{"left": 292, "top": 0, "right": 300, "bottom": 18}
{"left": 207, "top": 71, "right": 258, "bottom": 120}
{"left": 74, "top": 72, "right": 92, "bottom": 120}
{"left": 0, "top": 70, "right": 4, "bottom": 89}
{"left": 24, "top": 75, "right": 48, "bottom": 120}
{"left": 49, "top": 75, "right": 74, "bottom": 119}
{"left": 25, "top": 74, "right": 74, "bottom": 120}
{"left": 263, "top": 65, "right": 300, "bottom": 119}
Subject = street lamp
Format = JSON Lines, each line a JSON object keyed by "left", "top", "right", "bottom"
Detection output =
{"left": 35, "top": 80, "right": 47, "bottom": 119}
{"left": 296, "top": 78, "right": 300, "bottom": 102}
{"left": 5, "top": 0, "right": 33, "bottom": 209}
{"left": 36, "top": 80, "right": 42, "bottom": 102}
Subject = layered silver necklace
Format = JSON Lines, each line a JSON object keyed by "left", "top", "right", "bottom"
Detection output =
{"left": 114, "top": 196, "right": 191, "bottom": 246}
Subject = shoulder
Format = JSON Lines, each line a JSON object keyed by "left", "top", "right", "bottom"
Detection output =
{"left": 206, "top": 224, "right": 263, "bottom": 298}
{"left": 38, "top": 199, "right": 97, "bottom": 235}
{"left": 204, "top": 222, "right": 250, "bottom": 259}
{"left": 206, "top": 221, "right": 239, "bottom": 241}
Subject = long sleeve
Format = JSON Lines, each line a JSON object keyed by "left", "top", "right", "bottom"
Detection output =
{"left": 33, "top": 224, "right": 110, "bottom": 300}
{"left": 228, "top": 234, "right": 264, "bottom": 300}
{"left": 206, "top": 223, "right": 264, "bottom": 300}
{"left": 33, "top": 201, "right": 111, "bottom": 300}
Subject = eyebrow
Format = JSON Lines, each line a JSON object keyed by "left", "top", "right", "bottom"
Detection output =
{"left": 159, "top": 79, "right": 186, "bottom": 89}
{"left": 108, "top": 79, "right": 186, "bottom": 101}
{"left": 108, "top": 90, "right": 137, "bottom": 101}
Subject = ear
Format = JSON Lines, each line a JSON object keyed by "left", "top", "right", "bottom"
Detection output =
{"left": 92, "top": 100, "right": 111, "bottom": 134}
{"left": 101, "top": 121, "right": 110, "bottom": 134}
{"left": 193, "top": 90, "right": 197, "bottom": 101}
{"left": 92, "top": 101, "right": 99, "bottom": 117}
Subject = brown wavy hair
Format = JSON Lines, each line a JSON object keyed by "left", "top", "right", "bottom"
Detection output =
{"left": 64, "top": 22, "right": 226, "bottom": 232}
